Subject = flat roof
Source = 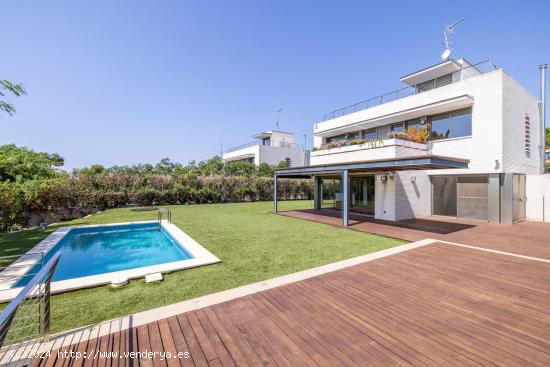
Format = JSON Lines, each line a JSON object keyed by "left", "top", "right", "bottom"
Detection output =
{"left": 400, "top": 59, "right": 462, "bottom": 86}
{"left": 252, "top": 130, "right": 294, "bottom": 139}
{"left": 275, "top": 155, "right": 469, "bottom": 178}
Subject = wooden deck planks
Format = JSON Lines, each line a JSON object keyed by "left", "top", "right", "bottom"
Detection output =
{"left": 31, "top": 243, "right": 550, "bottom": 366}
{"left": 278, "top": 209, "right": 550, "bottom": 260}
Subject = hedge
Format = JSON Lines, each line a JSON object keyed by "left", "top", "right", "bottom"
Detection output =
{"left": 0, "top": 174, "right": 312, "bottom": 232}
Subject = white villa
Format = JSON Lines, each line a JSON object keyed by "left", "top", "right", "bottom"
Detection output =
{"left": 274, "top": 59, "right": 549, "bottom": 225}
{"left": 223, "top": 130, "right": 308, "bottom": 167}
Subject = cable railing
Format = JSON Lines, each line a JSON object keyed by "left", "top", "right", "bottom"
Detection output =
{"left": 0, "top": 252, "right": 61, "bottom": 366}
{"left": 226, "top": 140, "right": 305, "bottom": 153}
{"left": 322, "top": 60, "right": 497, "bottom": 121}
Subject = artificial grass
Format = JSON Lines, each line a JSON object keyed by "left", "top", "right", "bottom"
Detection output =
{"left": 0, "top": 201, "right": 405, "bottom": 333}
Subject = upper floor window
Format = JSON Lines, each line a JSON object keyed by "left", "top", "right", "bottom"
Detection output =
{"left": 327, "top": 133, "right": 348, "bottom": 144}
{"left": 430, "top": 108, "right": 472, "bottom": 141}
{"left": 364, "top": 128, "right": 377, "bottom": 141}
{"left": 262, "top": 137, "right": 271, "bottom": 146}
{"left": 391, "top": 123, "right": 404, "bottom": 133}
{"left": 416, "top": 73, "right": 453, "bottom": 93}
{"left": 351, "top": 131, "right": 363, "bottom": 140}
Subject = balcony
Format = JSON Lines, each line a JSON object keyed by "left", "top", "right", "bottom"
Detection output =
{"left": 226, "top": 140, "right": 304, "bottom": 153}
{"left": 321, "top": 60, "right": 496, "bottom": 121}
{"left": 310, "top": 137, "right": 429, "bottom": 165}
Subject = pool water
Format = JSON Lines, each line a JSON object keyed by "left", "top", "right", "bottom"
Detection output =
{"left": 17, "top": 223, "right": 193, "bottom": 286}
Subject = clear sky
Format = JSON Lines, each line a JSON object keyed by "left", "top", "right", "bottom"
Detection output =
{"left": 2, "top": 0, "right": 549, "bottom": 170}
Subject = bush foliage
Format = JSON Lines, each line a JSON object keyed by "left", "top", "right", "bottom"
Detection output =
{"left": 0, "top": 146, "right": 311, "bottom": 232}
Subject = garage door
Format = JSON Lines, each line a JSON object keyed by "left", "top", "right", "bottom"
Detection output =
{"left": 457, "top": 176, "right": 488, "bottom": 221}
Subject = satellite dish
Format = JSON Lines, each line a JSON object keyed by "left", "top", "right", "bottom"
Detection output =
{"left": 441, "top": 48, "right": 451, "bottom": 60}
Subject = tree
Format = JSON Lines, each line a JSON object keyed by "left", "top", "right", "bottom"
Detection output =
{"left": 198, "top": 156, "right": 224, "bottom": 176}
{"left": 0, "top": 144, "right": 64, "bottom": 182}
{"left": 546, "top": 127, "right": 550, "bottom": 147}
{"left": 257, "top": 162, "right": 275, "bottom": 177}
{"left": 155, "top": 158, "right": 182, "bottom": 174}
{"left": 224, "top": 161, "right": 257, "bottom": 176}
{"left": 75, "top": 164, "right": 106, "bottom": 176}
{"left": 1, "top": 80, "right": 26, "bottom": 116}
{"left": 277, "top": 160, "right": 289, "bottom": 169}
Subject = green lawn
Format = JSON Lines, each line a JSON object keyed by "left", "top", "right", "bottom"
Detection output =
{"left": 0, "top": 201, "right": 404, "bottom": 333}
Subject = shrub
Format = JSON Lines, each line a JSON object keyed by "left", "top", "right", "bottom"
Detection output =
{"left": 0, "top": 182, "right": 25, "bottom": 232}
{"left": 0, "top": 174, "right": 312, "bottom": 232}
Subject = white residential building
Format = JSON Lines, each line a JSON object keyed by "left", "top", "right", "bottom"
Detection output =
{"left": 223, "top": 131, "right": 308, "bottom": 167}
{"left": 274, "top": 59, "right": 548, "bottom": 224}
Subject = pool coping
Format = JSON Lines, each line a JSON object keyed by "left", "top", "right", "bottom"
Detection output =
{"left": 0, "top": 221, "right": 220, "bottom": 302}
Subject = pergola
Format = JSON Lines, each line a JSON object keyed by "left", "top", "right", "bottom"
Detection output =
{"left": 273, "top": 155, "right": 469, "bottom": 227}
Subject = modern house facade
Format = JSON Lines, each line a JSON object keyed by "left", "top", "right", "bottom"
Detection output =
{"left": 223, "top": 130, "right": 308, "bottom": 167}
{"left": 274, "top": 59, "right": 548, "bottom": 224}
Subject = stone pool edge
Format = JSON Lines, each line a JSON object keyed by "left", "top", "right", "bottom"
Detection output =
{"left": 0, "top": 221, "right": 220, "bottom": 302}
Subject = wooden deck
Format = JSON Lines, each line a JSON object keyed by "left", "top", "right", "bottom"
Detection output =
{"left": 279, "top": 209, "right": 550, "bottom": 260}
{"left": 32, "top": 243, "right": 550, "bottom": 366}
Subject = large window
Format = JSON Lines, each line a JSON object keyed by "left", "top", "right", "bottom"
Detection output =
{"left": 405, "top": 119, "right": 421, "bottom": 131}
{"left": 323, "top": 108, "right": 472, "bottom": 145}
{"left": 391, "top": 123, "right": 404, "bottom": 133}
{"left": 321, "top": 178, "right": 342, "bottom": 209}
{"left": 364, "top": 128, "right": 377, "bottom": 141}
{"left": 430, "top": 108, "right": 472, "bottom": 141}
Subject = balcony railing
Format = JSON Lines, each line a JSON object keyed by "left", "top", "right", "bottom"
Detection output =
{"left": 322, "top": 60, "right": 497, "bottom": 121}
{"left": 226, "top": 140, "right": 305, "bottom": 153}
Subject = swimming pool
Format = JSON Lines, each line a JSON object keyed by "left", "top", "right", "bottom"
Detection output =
{"left": 0, "top": 221, "right": 220, "bottom": 299}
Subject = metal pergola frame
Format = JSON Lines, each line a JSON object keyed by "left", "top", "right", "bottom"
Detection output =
{"left": 273, "top": 155, "right": 469, "bottom": 227}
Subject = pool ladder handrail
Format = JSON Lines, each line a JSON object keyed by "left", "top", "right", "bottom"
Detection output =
{"left": 157, "top": 208, "right": 172, "bottom": 230}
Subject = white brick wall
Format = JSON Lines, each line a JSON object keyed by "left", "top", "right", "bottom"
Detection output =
{"left": 394, "top": 171, "right": 431, "bottom": 220}
{"left": 374, "top": 171, "right": 431, "bottom": 221}
{"left": 427, "top": 70, "right": 504, "bottom": 174}
{"left": 526, "top": 174, "right": 550, "bottom": 222}
{"left": 375, "top": 174, "right": 396, "bottom": 221}
{"left": 501, "top": 71, "right": 543, "bottom": 175}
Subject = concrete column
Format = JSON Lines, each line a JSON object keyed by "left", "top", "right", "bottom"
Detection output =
{"left": 273, "top": 174, "right": 278, "bottom": 213}
{"left": 313, "top": 176, "right": 321, "bottom": 210}
{"left": 342, "top": 170, "right": 349, "bottom": 227}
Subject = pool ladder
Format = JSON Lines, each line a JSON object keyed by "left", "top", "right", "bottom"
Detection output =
{"left": 157, "top": 208, "right": 172, "bottom": 230}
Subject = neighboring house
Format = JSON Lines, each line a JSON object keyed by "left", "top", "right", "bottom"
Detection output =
{"left": 274, "top": 58, "right": 548, "bottom": 224}
{"left": 546, "top": 147, "right": 550, "bottom": 165}
{"left": 223, "top": 130, "right": 308, "bottom": 167}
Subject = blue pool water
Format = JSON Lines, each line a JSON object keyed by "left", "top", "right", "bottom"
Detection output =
{"left": 16, "top": 222, "right": 193, "bottom": 286}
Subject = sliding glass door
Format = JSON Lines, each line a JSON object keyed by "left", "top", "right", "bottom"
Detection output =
{"left": 320, "top": 178, "right": 342, "bottom": 210}
{"left": 350, "top": 176, "right": 375, "bottom": 216}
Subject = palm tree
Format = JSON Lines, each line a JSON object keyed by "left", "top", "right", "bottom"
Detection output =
{"left": 0, "top": 80, "right": 26, "bottom": 116}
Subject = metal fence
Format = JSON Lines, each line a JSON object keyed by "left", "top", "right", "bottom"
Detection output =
{"left": 0, "top": 252, "right": 61, "bottom": 366}
{"left": 323, "top": 60, "right": 497, "bottom": 121}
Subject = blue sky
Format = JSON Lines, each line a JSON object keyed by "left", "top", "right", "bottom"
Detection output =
{"left": 2, "top": 0, "right": 549, "bottom": 170}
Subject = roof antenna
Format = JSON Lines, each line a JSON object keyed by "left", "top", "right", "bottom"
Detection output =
{"left": 441, "top": 18, "right": 464, "bottom": 60}
{"left": 275, "top": 108, "right": 282, "bottom": 130}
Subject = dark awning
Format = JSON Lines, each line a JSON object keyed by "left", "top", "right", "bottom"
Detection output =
{"left": 275, "top": 155, "right": 469, "bottom": 178}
